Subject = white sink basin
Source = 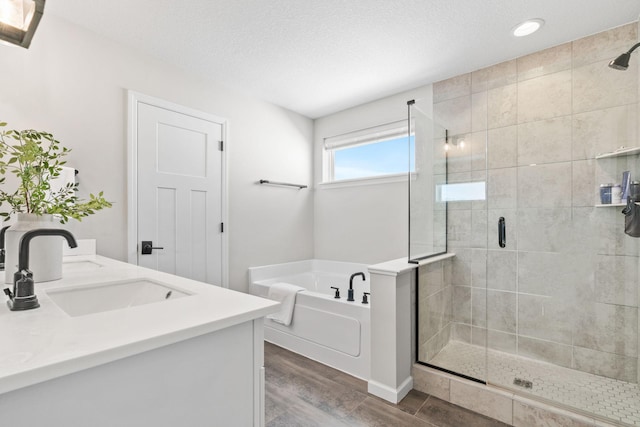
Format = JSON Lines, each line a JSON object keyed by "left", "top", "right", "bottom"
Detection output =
{"left": 46, "top": 279, "right": 191, "bottom": 317}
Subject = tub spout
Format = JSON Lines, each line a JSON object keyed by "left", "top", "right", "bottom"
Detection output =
{"left": 348, "top": 272, "right": 365, "bottom": 302}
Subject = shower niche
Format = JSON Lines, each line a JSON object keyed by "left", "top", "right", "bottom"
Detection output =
{"left": 594, "top": 146, "right": 640, "bottom": 208}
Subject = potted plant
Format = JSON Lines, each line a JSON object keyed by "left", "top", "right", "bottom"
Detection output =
{"left": 0, "top": 122, "right": 112, "bottom": 282}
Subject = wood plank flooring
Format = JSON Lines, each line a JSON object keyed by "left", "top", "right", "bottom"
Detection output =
{"left": 264, "top": 342, "right": 509, "bottom": 427}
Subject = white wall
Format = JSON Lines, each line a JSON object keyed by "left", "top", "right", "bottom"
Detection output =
{"left": 0, "top": 15, "right": 314, "bottom": 292}
{"left": 313, "top": 86, "right": 433, "bottom": 264}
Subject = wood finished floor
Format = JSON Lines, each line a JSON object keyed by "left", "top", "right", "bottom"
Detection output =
{"left": 264, "top": 342, "right": 510, "bottom": 427}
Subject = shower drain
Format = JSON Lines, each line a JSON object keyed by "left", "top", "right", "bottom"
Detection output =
{"left": 513, "top": 377, "right": 533, "bottom": 389}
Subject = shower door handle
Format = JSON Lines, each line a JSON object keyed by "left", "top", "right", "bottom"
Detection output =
{"left": 498, "top": 217, "right": 506, "bottom": 248}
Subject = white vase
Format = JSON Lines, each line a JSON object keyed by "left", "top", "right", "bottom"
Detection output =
{"left": 4, "top": 213, "right": 64, "bottom": 284}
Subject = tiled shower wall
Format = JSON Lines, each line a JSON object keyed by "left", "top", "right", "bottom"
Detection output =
{"left": 431, "top": 22, "right": 640, "bottom": 383}
{"left": 418, "top": 259, "right": 453, "bottom": 361}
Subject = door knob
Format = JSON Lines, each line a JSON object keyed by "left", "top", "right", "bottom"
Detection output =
{"left": 141, "top": 241, "right": 164, "bottom": 255}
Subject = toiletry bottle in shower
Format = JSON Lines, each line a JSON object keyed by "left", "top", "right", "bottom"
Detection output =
{"left": 612, "top": 184, "right": 623, "bottom": 204}
{"left": 600, "top": 184, "right": 612, "bottom": 204}
{"left": 631, "top": 181, "right": 640, "bottom": 201}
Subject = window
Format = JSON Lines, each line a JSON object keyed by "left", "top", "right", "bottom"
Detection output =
{"left": 324, "top": 120, "right": 414, "bottom": 183}
{"left": 438, "top": 182, "right": 486, "bottom": 202}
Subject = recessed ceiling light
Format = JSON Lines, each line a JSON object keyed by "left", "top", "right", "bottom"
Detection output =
{"left": 512, "top": 19, "right": 544, "bottom": 37}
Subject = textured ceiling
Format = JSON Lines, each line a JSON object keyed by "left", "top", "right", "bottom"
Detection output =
{"left": 47, "top": 0, "right": 640, "bottom": 118}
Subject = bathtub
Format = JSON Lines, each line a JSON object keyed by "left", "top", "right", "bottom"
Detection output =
{"left": 249, "top": 259, "right": 370, "bottom": 380}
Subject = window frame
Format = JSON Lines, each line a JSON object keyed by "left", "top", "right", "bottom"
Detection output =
{"left": 322, "top": 119, "right": 413, "bottom": 186}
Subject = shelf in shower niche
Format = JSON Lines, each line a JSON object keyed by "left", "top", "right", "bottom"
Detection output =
{"left": 595, "top": 203, "right": 626, "bottom": 207}
{"left": 595, "top": 146, "right": 640, "bottom": 159}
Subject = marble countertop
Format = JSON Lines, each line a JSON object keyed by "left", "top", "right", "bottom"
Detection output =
{"left": 0, "top": 255, "right": 279, "bottom": 395}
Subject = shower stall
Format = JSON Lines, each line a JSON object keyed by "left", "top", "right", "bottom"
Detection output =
{"left": 412, "top": 21, "right": 640, "bottom": 427}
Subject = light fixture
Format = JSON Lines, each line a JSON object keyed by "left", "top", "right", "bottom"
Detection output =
{"left": 512, "top": 19, "right": 544, "bottom": 37}
{"left": 445, "top": 135, "right": 465, "bottom": 152}
{"left": 0, "top": 0, "right": 44, "bottom": 48}
{"left": 609, "top": 42, "right": 640, "bottom": 70}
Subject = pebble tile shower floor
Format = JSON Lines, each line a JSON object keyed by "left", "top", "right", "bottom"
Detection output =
{"left": 429, "top": 341, "right": 640, "bottom": 426}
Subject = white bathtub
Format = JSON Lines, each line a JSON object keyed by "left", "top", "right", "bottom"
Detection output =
{"left": 249, "top": 259, "right": 370, "bottom": 380}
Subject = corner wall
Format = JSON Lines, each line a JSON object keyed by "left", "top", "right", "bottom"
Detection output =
{"left": 0, "top": 15, "right": 314, "bottom": 292}
{"left": 313, "top": 86, "right": 433, "bottom": 264}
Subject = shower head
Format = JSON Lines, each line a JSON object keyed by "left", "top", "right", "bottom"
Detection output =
{"left": 609, "top": 42, "right": 640, "bottom": 70}
{"left": 609, "top": 52, "right": 631, "bottom": 70}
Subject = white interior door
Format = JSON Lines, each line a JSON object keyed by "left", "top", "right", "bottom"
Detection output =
{"left": 129, "top": 93, "right": 226, "bottom": 286}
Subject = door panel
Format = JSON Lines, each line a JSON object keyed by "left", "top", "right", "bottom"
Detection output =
{"left": 157, "top": 187, "right": 177, "bottom": 275}
{"left": 136, "top": 101, "right": 223, "bottom": 286}
{"left": 190, "top": 190, "right": 207, "bottom": 282}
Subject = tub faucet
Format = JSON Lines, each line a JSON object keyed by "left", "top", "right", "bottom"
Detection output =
{"left": 4, "top": 228, "right": 77, "bottom": 311}
{"left": 0, "top": 225, "right": 10, "bottom": 271}
{"left": 348, "top": 272, "right": 365, "bottom": 302}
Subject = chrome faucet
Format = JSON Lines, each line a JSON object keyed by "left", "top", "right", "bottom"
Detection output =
{"left": 348, "top": 272, "right": 366, "bottom": 302}
{"left": 4, "top": 228, "right": 77, "bottom": 311}
{"left": 0, "top": 225, "right": 10, "bottom": 271}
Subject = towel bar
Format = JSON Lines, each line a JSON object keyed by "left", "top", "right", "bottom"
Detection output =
{"left": 259, "top": 179, "right": 307, "bottom": 189}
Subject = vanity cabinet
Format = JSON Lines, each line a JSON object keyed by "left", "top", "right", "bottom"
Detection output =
{"left": 0, "top": 255, "right": 276, "bottom": 427}
{"left": 0, "top": 320, "right": 265, "bottom": 427}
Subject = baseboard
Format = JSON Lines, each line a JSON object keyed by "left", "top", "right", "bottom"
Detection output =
{"left": 367, "top": 376, "right": 413, "bottom": 404}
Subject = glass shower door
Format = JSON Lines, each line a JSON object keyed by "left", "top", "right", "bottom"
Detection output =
{"left": 483, "top": 95, "right": 640, "bottom": 425}
{"left": 429, "top": 27, "right": 640, "bottom": 422}
{"left": 412, "top": 96, "right": 489, "bottom": 384}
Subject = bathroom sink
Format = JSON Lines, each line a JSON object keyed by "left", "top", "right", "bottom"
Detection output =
{"left": 46, "top": 279, "right": 191, "bottom": 317}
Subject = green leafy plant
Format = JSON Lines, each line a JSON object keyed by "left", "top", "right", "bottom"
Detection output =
{"left": 0, "top": 122, "right": 112, "bottom": 224}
